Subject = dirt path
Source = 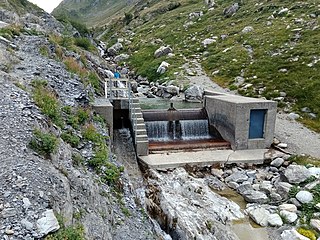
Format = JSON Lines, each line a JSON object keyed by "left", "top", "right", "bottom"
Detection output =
{"left": 184, "top": 60, "right": 320, "bottom": 158}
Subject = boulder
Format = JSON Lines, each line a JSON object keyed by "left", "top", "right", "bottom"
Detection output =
{"left": 225, "top": 171, "right": 248, "bottom": 183}
{"left": 242, "top": 26, "right": 254, "bottom": 34}
{"left": 223, "top": 3, "right": 239, "bottom": 17}
{"left": 247, "top": 207, "right": 270, "bottom": 227}
{"left": 308, "top": 167, "right": 320, "bottom": 176}
{"left": 284, "top": 165, "right": 311, "bottom": 184}
{"left": 259, "top": 181, "right": 273, "bottom": 194}
{"left": 296, "top": 190, "right": 313, "bottom": 203}
{"left": 267, "top": 214, "right": 283, "bottom": 227}
{"left": 156, "top": 61, "right": 170, "bottom": 74}
{"left": 242, "top": 190, "right": 269, "bottom": 204}
{"left": 275, "top": 181, "right": 293, "bottom": 197}
{"left": 154, "top": 46, "right": 173, "bottom": 58}
{"left": 165, "top": 85, "right": 179, "bottom": 96}
{"left": 36, "top": 209, "right": 60, "bottom": 237}
{"left": 288, "top": 112, "right": 300, "bottom": 120}
{"left": 114, "top": 53, "right": 129, "bottom": 62}
{"left": 310, "top": 219, "right": 320, "bottom": 232}
{"left": 278, "top": 204, "right": 297, "bottom": 212}
{"left": 270, "top": 157, "right": 284, "bottom": 167}
{"left": 189, "top": 11, "right": 203, "bottom": 19}
{"left": 204, "top": 0, "right": 216, "bottom": 8}
{"left": 202, "top": 37, "right": 217, "bottom": 47}
{"left": 184, "top": 85, "right": 204, "bottom": 102}
{"left": 107, "top": 42, "right": 123, "bottom": 56}
{"left": 281, "top": 229, "right": 310, "bottom": 240}
{"left": 279, "top": 210, "right": 298, "bottom": 223}
{"left": 236, "top": 182, "right": 252, "bottom": 194}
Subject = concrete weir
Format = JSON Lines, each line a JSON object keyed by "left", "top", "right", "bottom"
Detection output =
{"left": 92, "top": 84, "right": 277, "bottom": 169}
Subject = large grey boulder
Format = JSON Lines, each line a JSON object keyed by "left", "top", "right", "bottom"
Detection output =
{"left": 225, "top": 171, "right": 248, "bottom": 183}
{"left": 242, "top": 190, "right": 269, "bottom": 204}
{"left": 267, "top": 214, "right": 283, "bottom": 227}
{"left": 284, "top": 165, "right": 311, "bottom": 184}
{"left": 114, "top": 53, "right": 129, "bottom": 62}
{"left": 275, "top": 181, "right": 293, "bottom": 197}
{"left": 270, "top": 157, "right": 284, "bottom": 167}
{"left": 280, "top": 210, "right": 298, "bottom": 223}
{"left": 310, "top": 219, "right": 320, "bottom": 232}
{"left": 247, "top": 207, "right": 270, "bottom": 227}
{"left": 296, "top": 190, "right": 313, "bottom": 203}
{"left": 278, "top": 204, "right": 297, "bottom": 212}
{"left": 184, "top": 85, "right": 204, "bottom": 102}
{"left": 154, "top": 46, "right": 172, "bottom": 58}
{"left": 165, "top": 85, "right": 179, "bottom": 96}
{"left": 107, "top": 42, "right": 123, "bottom": 56}
{"left": 36, "top": 210, "right": 60, "bottom": 237}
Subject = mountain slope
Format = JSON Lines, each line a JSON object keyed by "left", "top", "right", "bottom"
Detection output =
{"left": 98, "top": 0, "right": 320, "bottom": 131}
{"left": 52, "top": 0, "right": 138, "bottom": 27}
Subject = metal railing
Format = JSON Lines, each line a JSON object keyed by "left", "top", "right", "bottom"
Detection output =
{"left": 104, "top": 78, "right": 130, "bottom": 100}
{"left": 104, "top": 77, "right": 138, "bottom": 142}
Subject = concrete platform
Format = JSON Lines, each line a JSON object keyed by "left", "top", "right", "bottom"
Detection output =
{"left": 139, "top": 149, "right": 270, "bottom": 169}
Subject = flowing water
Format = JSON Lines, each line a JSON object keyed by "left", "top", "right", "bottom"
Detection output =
{"left": 146, "top": 119, "right": 212, "bottom": 141}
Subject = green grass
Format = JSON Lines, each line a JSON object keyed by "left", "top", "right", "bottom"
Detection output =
{"left": 32, "top": 80, "right": 64, "bottom": 127}
{"left": 288, "top": 155, "right": 320, "bottom": 167}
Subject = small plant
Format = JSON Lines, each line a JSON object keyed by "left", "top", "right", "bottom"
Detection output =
{"left": 121, "top": 206, "right": 131, "bottom": 217}
{"left": 72, "top": 153, "right": 85, "bottom": 166}
{"left": 74, "top": 37, "right": 95, "bottom": 51}
{"left": 61, "top": 131, "right": 80, "bottom": 148}
{"left": 288, "top": 185, "right": 300, "bottom": 199}
{"left": 39, "top": 45, "right": 49, "bottom": 57}
{"left": 76, "top": 108, "right": 90, "bottom": 125}
{"left": 297, "top": 228, "right": 317, "bottom": 240}
{"left": 82, "top": 124, "right": 103, "bottom": 143}
{"left": 32, "top": 82, "right": 63, "bottom": 127}
{"left": 45, "top": 214, "right": 85, "bottom": 240}
{"left": 29, "top": 129, "right": 58, "bottom": 158}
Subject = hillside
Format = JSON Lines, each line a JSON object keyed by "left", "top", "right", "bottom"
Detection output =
{"left": 83, "top": 0, "right": 319, "bottom": 132}
{"left": 52, "top": 0, "right": 139, "bottom": 27}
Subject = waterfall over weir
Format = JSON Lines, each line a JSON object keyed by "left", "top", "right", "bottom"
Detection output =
{"left": 146, "top": 119, "right": 212, "bottom": 142}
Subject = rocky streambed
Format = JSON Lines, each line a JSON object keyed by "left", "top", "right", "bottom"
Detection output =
{"left": 143, "top": 154, "right": 320, "bottom": 240}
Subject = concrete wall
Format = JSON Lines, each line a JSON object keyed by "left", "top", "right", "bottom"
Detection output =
{"left": 205, "top": 94, "right": 277, "bottom": 150}
{"left": 92, "top": 98, "right": 114, "bottom": 141}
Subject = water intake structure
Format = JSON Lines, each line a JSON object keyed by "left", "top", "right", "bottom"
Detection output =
{"left": 142, "top": 103, "right": 230, "bottom": 152}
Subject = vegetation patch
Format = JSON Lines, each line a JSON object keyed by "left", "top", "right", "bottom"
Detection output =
{"left": 32, "top": 80, "right": 64, "bottom": 127}
{"left": 46, "top": 214, "right": 85, "bottom": 240}
{"left": 29, "top": 129, "right": 58, "bottom": 158}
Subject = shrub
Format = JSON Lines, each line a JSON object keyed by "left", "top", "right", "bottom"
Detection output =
{"left": 29, "top": 129, "right": 58, "bottom": 158}
{"left": 82, "top": 124, "right": 103, "bottom": 143}
{"left": 32, "top": 82, "right": 63, "bottom": 127}
{"left": 76, "top": 108, "right": 90, "bottom": 125}
{"left": 61, "top": 131, "right": 80, "bottom": 148}
{"left": 74, "top": 37, "right": 94, "bottom": 51}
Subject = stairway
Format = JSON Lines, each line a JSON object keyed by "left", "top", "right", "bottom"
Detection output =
{"left": 129, "top": 98, "right": 149, "bottom": 156}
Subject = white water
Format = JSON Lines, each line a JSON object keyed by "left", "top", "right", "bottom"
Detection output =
{"left": 146, "top": 119, "right": 212, "bottom": 141}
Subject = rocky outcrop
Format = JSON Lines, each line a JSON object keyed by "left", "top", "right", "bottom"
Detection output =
{"left": 146, "top": 168, "right": 243, "bottom": 239}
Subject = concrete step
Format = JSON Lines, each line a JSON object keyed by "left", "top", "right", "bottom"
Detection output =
{"left": 135, "top": 129, "right": 147, "bottom": 136}
{"left": 132, "top": 98, "right": 140, "bottom": 103}
{"left": 133, "top": 117, "right": 145, "bottom": 124}
{"left": 132, "top": 112, "right": 143, "bottom": 118}
{"left": 135, "top": 123, "right": 146, "bottom": 130}
{"left": 135, "top": 134, "right": 148, "bottom": 141}
{"left": 130, "top": 109, "right": 142, "bottom": 116}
